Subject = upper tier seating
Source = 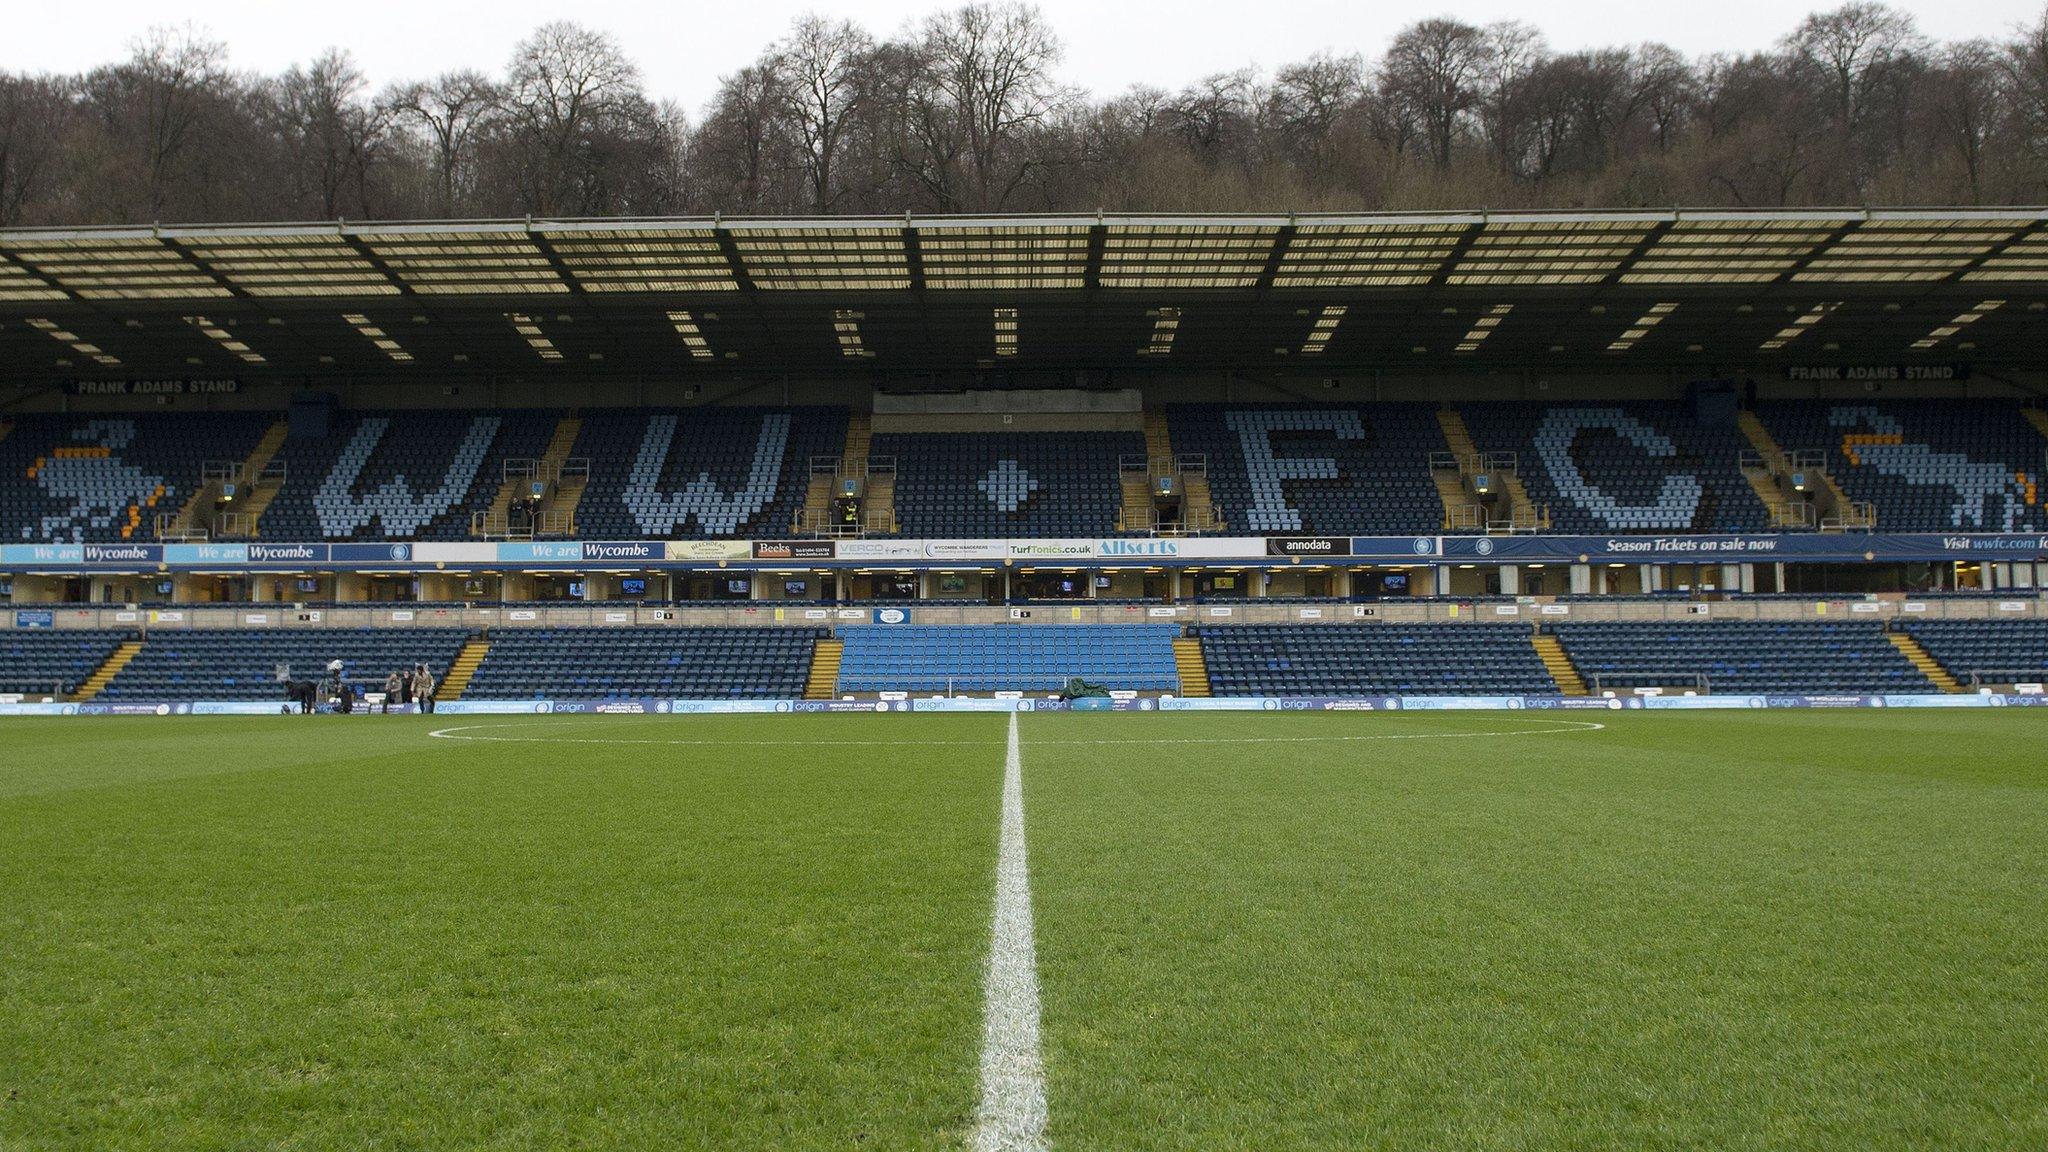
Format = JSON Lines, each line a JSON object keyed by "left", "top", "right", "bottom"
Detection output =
{"left": 572, "top": 408, "right": 848, "bottom": 539}
{"left": 463, "top": 627, "right": 821, "bottom": 700}
{"left": 1167, "top": 404, "right": 1445, "bottom": 535}
{"left": 1902, "top": 619, "right": 2048, "bottom": 684}
{"left": 1759, "top": 401, "right": 2046, "bottom": 532}
{"left": 1198, "top": 623, "right": 1555, "bottom": 696}
{"left": 0, "top": 629, "right": 128, "bottom": 695}
{"left": 1, "top": 414, "right": 271, "bottom": 543}
{"left": 837, "top": 624, "right": 1179, "bottom": 693}
{"left": 259, "top": 411, "right": 557, "bottom": 541}
{"left": 1550, "top": 621, "right": 1932, "bottom": 695}
{"left": 100, "top": 628, "right": 468, "bottom": 701}
{"left": 1460, "top": 403, "right": 1770, "bottom": 533}
{"left": 876, "top": 431, "right": 1137, "bottom": 538}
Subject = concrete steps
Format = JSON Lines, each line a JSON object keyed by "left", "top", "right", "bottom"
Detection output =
{"left": 1172, "top": 637, "right": 1211, "bottom": 697}
{"left": 231, "top": 420, "right": 292, "bottom": 538}
{"left": 438, "top": 638, "right": 491, "bottom": 701}
{"left": 1143, "top": 411, "right": 1174, "bottom": 460}
{"left": 1740, "top": 410, "right": 1853, "bottom": 520}
{"left": 1532, "top": 633, "right": 1588, "bottom": 696}
{"left": 1888, "top": 632, "right": 1961, "bottom": 693}
{"left": 72, "top": 639, "right": 144, "bottom": 702}
{"left": 805, "top": 639, "right": 844, "bottom": 699}
{"left": 2025, "top": 406, "right": 2048, "bottom": 445}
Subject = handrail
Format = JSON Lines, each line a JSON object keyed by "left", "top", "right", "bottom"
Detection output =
{"left": 809, "top": 455, "right": 843, "bottom": 476}
{"left": 1589, "top": 671, "right": 1710, "bottom": 695}
{"left": 1769, "top": 501, "right": 1817, "bottom": 529}
{"left": 866, "top": 455, "right": 897, "bottom": 477}
{"left": 1967, "top": 667, "right": 2048, "bottom": 687}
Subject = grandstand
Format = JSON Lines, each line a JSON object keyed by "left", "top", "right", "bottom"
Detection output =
{"left": 0, "top": 208, "right": 2043, "bottom": 707}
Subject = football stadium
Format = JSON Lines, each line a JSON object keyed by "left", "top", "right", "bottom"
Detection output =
{"left": 5, "top": 6, "right": 2048, "bottom": 1151}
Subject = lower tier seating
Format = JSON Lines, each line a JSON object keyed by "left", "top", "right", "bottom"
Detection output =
{"left": 837, "top": 624, "right": 1179, "bottom": 693}
{"left": 1198, "top": 623, "right": 1555, "bottom": 696}
{"left": 463, "top": 627, "right": 821, "bottom": 700}
{"left": 1550, "top": 621, "right": 1932, "bottom": 694}
{"left": 0, "top": 629, "right": 128, "bottom": 695}
{"left": 100, "top": 629, "right": 468, "bottom": 701}
{"left": 1903, "top": 620, "right": 2048, "bottom": 684}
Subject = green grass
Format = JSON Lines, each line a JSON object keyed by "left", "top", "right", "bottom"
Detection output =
{"left": 4, "top": 711, "right": 2047, "bottom": 1150}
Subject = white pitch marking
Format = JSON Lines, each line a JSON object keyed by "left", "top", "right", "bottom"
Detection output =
{"left": 425, "top": 718, "right": 1608, "bottom": 748}
{"left": 975, "top": 710, "right": 1048, "bottom": 1152}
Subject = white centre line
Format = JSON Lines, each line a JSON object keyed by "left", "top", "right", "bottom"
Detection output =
{"left": 975, "top": 711, "right": 1048, "bottom": 1152}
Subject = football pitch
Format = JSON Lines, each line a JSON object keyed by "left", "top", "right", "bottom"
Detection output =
{"left": 3, "top": 710, "right": 2046, "bottom": 1150}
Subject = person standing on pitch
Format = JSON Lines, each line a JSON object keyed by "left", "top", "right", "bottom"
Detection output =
{"left": 383, "top": 669, "right": 401, "bottom": 714}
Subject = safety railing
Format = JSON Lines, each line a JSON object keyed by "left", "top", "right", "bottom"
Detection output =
{"left": 1966, "top": 667, "right": 2048, "bottom": 688}
{"left": 1588, "top": 671, "right": 1710, "bottom": 696}
{"left": 1821, "top": 502, "right": 1877, "bottom": 532}
{"left": 1768, "top": 501, "right": 1817, "bottom": 529}
{"left": 153, "top": 513, "right": 209, "bottom": 542}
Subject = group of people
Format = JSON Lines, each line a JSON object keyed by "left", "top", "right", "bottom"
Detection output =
{"left": 382, "top": 664, "right": 438, "bottom": 714}
{"left": 281, "top": 661, "right": 437, "bottom": 714}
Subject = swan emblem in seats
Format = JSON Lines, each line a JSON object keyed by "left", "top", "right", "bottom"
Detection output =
{"left": 28, "top": 420, "right": 169, "bottom": 542}
{"left": 1826, "top": 406, "right": 2039, "bottom": 532}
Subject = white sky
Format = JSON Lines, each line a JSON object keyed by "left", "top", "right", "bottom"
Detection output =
{"left": 2, "top": 0, "right": 2042, "bottom": 117}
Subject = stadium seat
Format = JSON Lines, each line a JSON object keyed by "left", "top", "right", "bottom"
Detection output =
{"left": 0, "top": 629, "right": 129, "bottom": 695}
{"left": 1460, "top": 402, "right": 1769, "bottom": 533}
{"left": 570, "top": 408, "right": 848, "bottom": 539}
{"left": 837, "top": 624, "right": 1179, "bottom": 693}
{"left": 1902, "top": 619, "right": 2048, "bottom": 685}
{"left": 1758, "top": 401, "right": 2047, "bottom": 532}
{"left": 0, "top": 414, "right": 271, "bottom": 543}
{"left": 1166, "top": 404, "right": 1444, "bottom": 535}
{"left": 1549, "top": 620, "right": 1933, "bottom": 695}
{"left": 874, "top": 431, "right": 1137, "bottom": 538}
{"left": 463, "top": 627, "right": 823, "bottom": 700}
{"left": 1198, "top": 623, "right": 1556, "bottom": 696}
{"left": 99, "top": 629, "right": 470, "bottom": 701}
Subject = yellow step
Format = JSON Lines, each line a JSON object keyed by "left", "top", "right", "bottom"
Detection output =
{"left": 1143, "top": 411, "right": 1174, "bottom": 461}
{"left": 438, "top": 638, "right": 491, "bottom": 701}
{"left": 805, "top": 639, "right": 844, "bottom": 700}
{"left": 1172, "top": 636, "right": 1211, "bottom": 697}
{"left": 1742, "top": 409, "right": 1855, "bottom": 520}
{"left": 72, "top": 639, "right": 144, "bottom": 702}
{"left": 2025, "top": 406, "right": 2048, "bottom": 445}
{"left": 1887, "top": 632, "right": 1961, "bottom": 693}
{"left": 234, "top": 419, "right": 292, "bottom": 538}
{"left": 1531, "top": 633, "right": 1588, "bottom": 696}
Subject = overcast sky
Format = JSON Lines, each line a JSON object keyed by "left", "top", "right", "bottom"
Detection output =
{"left": 3, "top": 0, "right": 2042, "bottom": 115}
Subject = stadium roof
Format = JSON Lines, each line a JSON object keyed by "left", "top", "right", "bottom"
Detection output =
{"left": 3, "top": 209, "right": 2046, "bottom": 380}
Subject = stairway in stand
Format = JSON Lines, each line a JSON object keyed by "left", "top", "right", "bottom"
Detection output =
{"left": 72, "top": 639, "right": 144, "bottom": 702}
{"left": 1436, "top": 407, "right": 1540, "bottom": 528}
{"left": 225, "top": 420, "right": 292, "bottom": 538}
{"left": 439, "top": 638, "right": 491, "bottom": 701}
{"left": 805, "top": 639, "right": 844, "bottom": 699}
{"left": 1172, "top": 636, "right": 1211, "bottom": 697}
{"left": 1738, "top": 410, "right": 1853, "bottom": 518}
{"left": 1887, "top": 632, "right": 1961, "bottom": 693}
{"left": 1531, "top": 632, "right": 1588, "bottom": 696}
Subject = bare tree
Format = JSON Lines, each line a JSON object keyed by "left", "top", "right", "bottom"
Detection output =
{"left": 274, "top": 49, "right": 391, "bottom": 218}
{"left": 502, "top": 21, "right": 645, "bottom": 214}
{"left": 387, "top": 70, "right": 499, "bottom": 216}
{"left": 1380, "top": 18, "right": 1489, "bottom": 171}
{"left": 905, "top": 2, "right": 1074, "bottom": 211}
{"left": 0, "top": 74, "right": 74, "bottom": 225}
{"left": 776, "top": 16, "right": 873, "bottom": 212}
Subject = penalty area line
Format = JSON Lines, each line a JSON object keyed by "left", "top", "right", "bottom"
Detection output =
{"left": 976, "top": 710, "right": 1048, "bottom": 1152}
